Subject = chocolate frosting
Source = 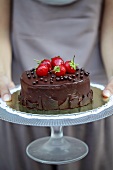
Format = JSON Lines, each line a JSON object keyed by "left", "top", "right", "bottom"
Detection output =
{"left": 19, "top": 68, "right": 93, "bottom": 110}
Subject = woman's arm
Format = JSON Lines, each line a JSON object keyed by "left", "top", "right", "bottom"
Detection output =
{"left": 0, "top": 0, "right": 14, "bottom": 101}
{"left": 101, "top": 0, "right": 113, "bottom": 97}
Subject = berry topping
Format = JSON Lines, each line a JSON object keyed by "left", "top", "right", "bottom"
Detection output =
{"left": 64, "top": 55, "right": 78, "bottom": 74}
{"left": 36, "top": 64, "right": 48, "bottom": 77}
{"left": 56, "top": 77, "right": 60, "bottom": 81}
{"left": 51, "top": 56, "right": 64, "bottom": 68}
{"left": 35, "top": 59, "right": 52, "bottom": 71}
{"left": 73, "top": 79, "right": 76, "bottom": 82}
{"left": 80, "top": 71, "right": 84, "bottom": 75}
{"left": 31, "top": 71, "right": 34, "bottom": 75}
{"left": 64, "top": 75, "right": 68, "bottom": 79}
{"left": 72, "top": 74, "right": 75, "bottom": 78}
{"left": 27, "top": 75, "right": 31, "bottom": 79}
{"left": 33, "top": 56, "right": 81, "bottom": 79}
{"left": 44, "top": 79, "right": 48, "bottom": 82}
{"left": 41, "top": 59, "right": 52, "bottom": 71}
{"left": 84, "top": 72, "right": 89, "bottom": 76}
{"left": 50, "top": 80, "right": 53, "bottom": 83}
{"left": 51, "top": 75, "right": 55, "bottom": 78}
{"left": 76, "top": 73, "right": 79, "bottom": 76}
{"left": 40, "top": 77, "right": 44, "bottom": 81}
{"left": 80, "top": 75, "right": 84, "bottom": 79}
{"left": 30, "top": 68, "right": 35, "bottom": 72}
{"left": 53, "top": 65, "right": 66, "bottom": 77}
{"left": 36, "top": 80, "right": 38, "bottom": 83}
{"left": 60, "top": 77, "right": 64, "bottom": 80}
{"left": 32, "top": 81, "right": 36, "bottom": 85}
{"left": 26, "top": 71, "right": 30, "bottom": 75}
{"left": 68, "top": 77, "right": 72, "bottom": 81}
{"left": 33, "top": 75, "right": 36, "bottom": 78}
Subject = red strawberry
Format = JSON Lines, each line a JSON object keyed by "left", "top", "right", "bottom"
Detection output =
{"left": 53, "top": 65, "right": 66, "bottom": 76}
{"left": 51, "top": 56, "right": 64, "bottom": 68}
{"left": 40, "top": 59, "right": 52, "bottom": 71}
{"left": 65, "top": 55, "right": 78, "bottom": 74}
{"left": 35, "top": 59, "right": 52, "bottom": 71}
{"left": 36, "top": 64, "right": 48, "bottom": 76}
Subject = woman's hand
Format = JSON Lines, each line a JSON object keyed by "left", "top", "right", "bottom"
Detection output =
{"left": 103, "top": 78, "right": 113, "bottom": 97}
{"left": 0, "top": 74, "right": 15, "bottom": 101}
{"left": 0, "top": 0, "right": 14, "bottom": 101}
{"left": 100, "top": 0, "right": 113, "bottom": 98}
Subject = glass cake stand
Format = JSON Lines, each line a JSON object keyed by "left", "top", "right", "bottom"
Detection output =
{"left": 0, "top": 83, "right": 113, "bottom": 165}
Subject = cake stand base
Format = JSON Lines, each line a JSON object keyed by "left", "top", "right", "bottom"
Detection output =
{"left": 26, "top": 127, "right": 88, "bottom": 164}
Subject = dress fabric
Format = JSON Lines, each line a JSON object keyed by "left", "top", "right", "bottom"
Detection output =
{"left": 0, "top": 0, "right": 113, "bottom": 170}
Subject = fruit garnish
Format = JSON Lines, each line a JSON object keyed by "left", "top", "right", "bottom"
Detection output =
{"left": 64, "top": 55, "right": 79, "bottom": 74}
{"left": 36, "top": 64, "right": 48, "bottom": 76}
{"left": 53, "top": 65, "right": 66, "bottom": 76}
{"left": 34, "top": 59, "right": 52, "bottom": 71}
{"left": 51, "top": 56, "right": 64, "bottom": 68}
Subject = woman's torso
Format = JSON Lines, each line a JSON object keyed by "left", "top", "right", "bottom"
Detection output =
{"left": 12, "top": 0, "right": 107, "bottom": 85}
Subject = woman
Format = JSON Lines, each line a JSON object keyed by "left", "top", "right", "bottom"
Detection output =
{"left": 0, "top": 0, "right": 113, "bottom": 170}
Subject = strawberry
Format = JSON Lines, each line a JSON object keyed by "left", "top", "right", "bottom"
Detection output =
{"left": 36, "top": 64, "right": 48, "bottom": 76}
{"left": 41, "top": 59, "right": 52, "bottom": 71}
{"left": 65, "top": 55, "right": 78, "bottom": 74}
{"left": 51, "top": 56, "right": 64, "bottom": 68}
{"left": 53, "top": 65, "right": 66, "bottom": 76}
{"left": 35, "top": 59, "right": 52, "bottom": 71}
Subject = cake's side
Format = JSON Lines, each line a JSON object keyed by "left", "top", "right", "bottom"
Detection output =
{"left": 19, "top": 68, "right": 93, "bottom": 110}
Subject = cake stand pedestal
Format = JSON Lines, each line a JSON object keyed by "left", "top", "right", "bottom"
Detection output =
{"left": 26, "top": 126, "right": 88, "bottom": 164}
{"left": 0, "top": 83, "right": 113, "bottom": 165}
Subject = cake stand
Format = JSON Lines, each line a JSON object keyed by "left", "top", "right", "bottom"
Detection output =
{"left": 0, "top": 83, "right": 113, "bottom": 165}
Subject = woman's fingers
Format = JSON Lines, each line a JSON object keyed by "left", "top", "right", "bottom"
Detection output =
{"left": 8, "top": 81, "right": 15, "bottom": 89}
{"left": 0, "top": 84, "right": 11, "bottom": 101}
{"left": 0, "top": 75, "right": 15, "bottom": 101}
{"left": 103, "top": 78, "right": 113, "bottom": 97}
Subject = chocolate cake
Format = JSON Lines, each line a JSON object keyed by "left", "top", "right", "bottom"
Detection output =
{"left": 19, "top": 67, "right": 93, "bottom": 111}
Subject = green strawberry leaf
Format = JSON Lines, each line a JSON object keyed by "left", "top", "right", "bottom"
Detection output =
{"left": 70, "top": 55, "right": 79, "bottom": 70}
{"left": 54, "top": 66, "right": 60, "bottom": 73}
{"left": 34, "top": 59, "right": 41, "bottom": 64}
